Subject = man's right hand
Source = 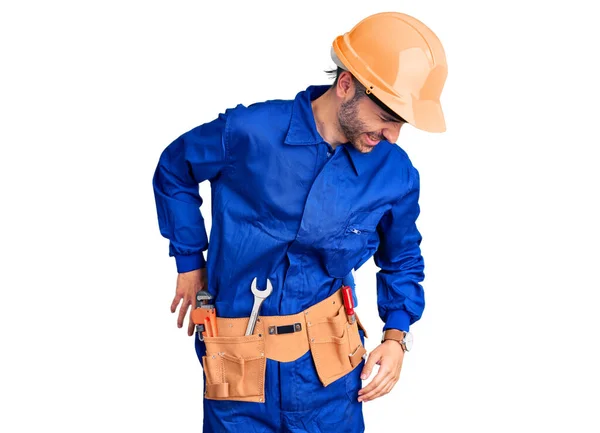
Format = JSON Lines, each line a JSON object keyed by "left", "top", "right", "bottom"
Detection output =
{"left": 171, "top": 268, "right": 207, "bottom": 336}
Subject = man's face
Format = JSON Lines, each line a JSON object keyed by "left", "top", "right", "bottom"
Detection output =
{"left": 338, "top": 92, "right": 405, "bottom": 153}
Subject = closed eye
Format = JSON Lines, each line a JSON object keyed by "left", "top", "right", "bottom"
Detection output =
{"left": 380, "top": 115, "right": 402, "bottom": 124}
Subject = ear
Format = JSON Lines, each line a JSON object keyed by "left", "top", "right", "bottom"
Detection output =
{"left": 335, "top": 71, "right": 354, "bottom": 100}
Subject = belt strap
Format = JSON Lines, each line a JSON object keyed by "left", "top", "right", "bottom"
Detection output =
{"left": 208, "top": 289, "right": 367, "bottom": 363}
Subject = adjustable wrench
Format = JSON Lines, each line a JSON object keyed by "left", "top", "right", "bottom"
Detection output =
{"left": 245, "top": 277, "right": 273, "bottom": 336}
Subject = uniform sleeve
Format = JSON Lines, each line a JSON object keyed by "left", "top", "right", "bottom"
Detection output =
{"left": 373, "top": 166, "right": 425, "bottom": 332}
{"left": 152, "top": 111, "right": 229, "bottom": 273}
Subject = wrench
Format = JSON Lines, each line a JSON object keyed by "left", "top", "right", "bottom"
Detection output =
{"left": 245, "top": 277, "right": 273, "bottom": 336}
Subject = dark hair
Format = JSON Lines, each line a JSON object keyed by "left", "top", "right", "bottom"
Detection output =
{"left": 325, "top": 67, "right": 340, "bottom": 83}
{"left": 325, "top": 67, "right": 406, "bottom": 122}
{"left": 326, "top": 67, "right": 366, "bottom": 95}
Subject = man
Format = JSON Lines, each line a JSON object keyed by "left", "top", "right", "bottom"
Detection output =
{"left": 153, "top": 11, "right": 447, "bottom": 433}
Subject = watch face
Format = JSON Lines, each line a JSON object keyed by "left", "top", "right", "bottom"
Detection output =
{"left": 404, "top": 332, "right": 414, "bottom": 351}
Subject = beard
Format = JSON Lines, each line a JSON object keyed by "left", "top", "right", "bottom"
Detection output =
{"left": 337, "top": 95, "right": 374, "bottom": 153}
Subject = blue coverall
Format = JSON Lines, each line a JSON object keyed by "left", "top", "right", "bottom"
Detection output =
{"left": 153, "top": 85, "right": 425, "bottom": 432}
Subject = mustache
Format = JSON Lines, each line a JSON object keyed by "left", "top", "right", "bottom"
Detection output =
{"left": 367, "top": 132, "right": 385, "bottom": 141}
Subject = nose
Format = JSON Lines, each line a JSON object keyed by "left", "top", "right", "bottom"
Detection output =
{"left": 383, "top": 122, "right": 403, "bottom": 143}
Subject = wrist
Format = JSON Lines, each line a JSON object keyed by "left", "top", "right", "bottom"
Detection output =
{"left": 382, "top": 339, "right": 402, "bottom": 349}
{"left": 381, "top": 329, "right": 413, "bottom": 352}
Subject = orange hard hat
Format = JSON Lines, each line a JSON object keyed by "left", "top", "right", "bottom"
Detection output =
{"left": 331, "top": 12, "right": 448, "bottom": 133}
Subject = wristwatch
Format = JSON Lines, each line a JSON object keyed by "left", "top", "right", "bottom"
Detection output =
{"left": 381, "top": 329, "right": 413, "bottom": 352}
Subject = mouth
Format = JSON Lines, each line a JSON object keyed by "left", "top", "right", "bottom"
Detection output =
{"left": 364, "top": 132, "right": 382, "bottom": 146}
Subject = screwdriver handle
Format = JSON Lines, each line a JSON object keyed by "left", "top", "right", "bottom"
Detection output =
{"left": 204, "top": 318, "right": 212, "bottom": 338}
{"left": 209, "top": 315, "right": 218, "bottom": 337}
{"left": 341, "top": 285, "right": 355, "bottom": 322}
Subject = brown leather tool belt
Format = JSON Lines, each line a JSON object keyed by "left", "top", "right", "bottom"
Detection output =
{"left": 201, "top": 288, "right": 368, "bottom": 403}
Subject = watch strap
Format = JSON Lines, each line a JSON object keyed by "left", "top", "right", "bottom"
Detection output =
{"left": 382, "top": 329, "right": 407, "bottom": 351}
{"left": 382, "top": 329, "right": 405, "bottom": 341}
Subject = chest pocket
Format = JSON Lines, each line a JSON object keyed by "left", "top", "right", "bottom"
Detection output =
{"left": 324, "top": 210, "right": 385, "bottom": 278}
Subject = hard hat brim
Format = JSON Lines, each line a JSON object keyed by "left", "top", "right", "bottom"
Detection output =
{"left": 380, "top": 90, "right": 447, "bottom": 133}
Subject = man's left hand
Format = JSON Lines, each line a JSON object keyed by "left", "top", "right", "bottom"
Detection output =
{"left": 357, "top": 340, "right": 404, "bottom": 402}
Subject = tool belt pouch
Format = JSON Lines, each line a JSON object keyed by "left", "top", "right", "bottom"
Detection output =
{"left": 307, "top": 304, "right": 368, "bottom": 387}
{"left": 202, "top": 334, "right": 266, "bottom": 403}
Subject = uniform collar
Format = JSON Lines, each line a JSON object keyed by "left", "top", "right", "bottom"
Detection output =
{"left": 284, "top": 85, "right": 330, "bottom": 146}
{"left": 343, "top": 141, "right": 387, "bottom": 176}
{"left": 284, "top": 84, "right": 385, "bottom": 176}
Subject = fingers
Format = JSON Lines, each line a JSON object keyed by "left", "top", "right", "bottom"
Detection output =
{"left": 358, "top": 345, "right": 403, "bottom": 402}
{"left": 173, "top": 270, "right": 203, "bottom": 331}
{"left": 383, "top": 381, "right": 395, "bottom": 395}
{"left": 358, "top": 366, "right": 394, "bottom": 402}
{"left": 187, "top": 309, "right": 196, "bottom": 336}
{"left": 171, "top": 292, "right": 183, "bottom": 314}
{"left": 177, "top": 296, "right": 192, "bottom": 328}
{"left": 360, "top": 350, "right": 381, "bottom": 380}
{"left": 361, "top": 376, "right": 397, "bottom": 402}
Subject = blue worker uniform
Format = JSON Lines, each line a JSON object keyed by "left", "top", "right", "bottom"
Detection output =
{"left": 153, "top": 85, "right": 425, "bottom": 432}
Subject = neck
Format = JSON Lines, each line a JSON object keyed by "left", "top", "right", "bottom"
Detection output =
{"left": 311, "top": 88, "right": 347, "bottom": 148}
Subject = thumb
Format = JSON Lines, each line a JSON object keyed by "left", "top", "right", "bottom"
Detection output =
{"left": 361, "top": 350, "right": 380, "bottom": 380}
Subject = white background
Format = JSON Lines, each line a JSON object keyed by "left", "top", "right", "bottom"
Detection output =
{"left": 1, "top": 1, "right": 599, "bottom": 432}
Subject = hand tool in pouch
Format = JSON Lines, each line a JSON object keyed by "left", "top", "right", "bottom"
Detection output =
{"left": 191, "top": 290, "right": 218, "bottom": 340}
{"left": 245, "top": 278, "right": 273, "bottom": 336}
{"left": 341, "top": 285, "right": 356, "bottom": 324}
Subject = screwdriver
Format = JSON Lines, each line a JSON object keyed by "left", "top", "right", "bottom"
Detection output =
{"left": 341, "top": 285, "right": 356, "bottom": 324}
{"left": 204, "top": 316, "right": 217, "bottom": 338}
